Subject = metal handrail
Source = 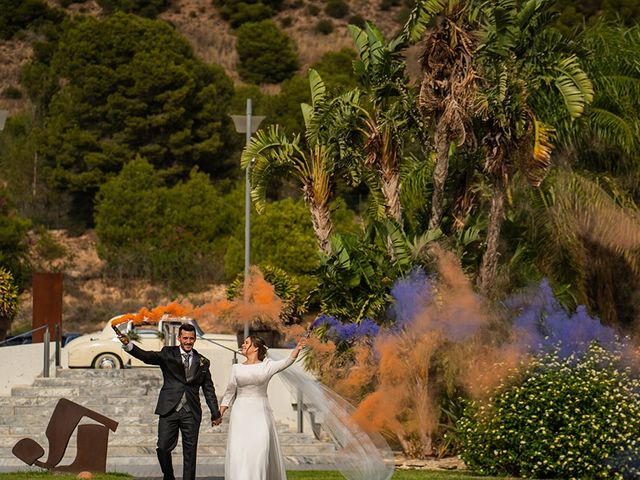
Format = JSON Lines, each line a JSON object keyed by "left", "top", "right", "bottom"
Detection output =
{"left": 197, "top": 336, "right": 245, "bottom": 364}
{"left": 0, "top": 324, "right": 48, "bottom": 346}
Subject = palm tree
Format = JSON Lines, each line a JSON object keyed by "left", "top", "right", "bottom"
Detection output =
{"left": 346, "top": 21, "right": 421, "bottom": 227}
{"left": 242, "top": 70, "right": 358, "bottom": 255}
{"left": 406, "top": 0, "right": 479, "bottom": 231}
{"left": 473, "top": 0, "right": 593, "bottom": 294}
{"left": 558, "top": 21, "right": 640, "bottom": 190}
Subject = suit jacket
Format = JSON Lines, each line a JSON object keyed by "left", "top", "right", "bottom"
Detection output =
{"left": 126, "top": 344, "right": 220, "bottom": 423}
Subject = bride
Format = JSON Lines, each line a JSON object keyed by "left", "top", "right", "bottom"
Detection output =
{"left": 219, "top": 334, "right": 306, "bottom": 480}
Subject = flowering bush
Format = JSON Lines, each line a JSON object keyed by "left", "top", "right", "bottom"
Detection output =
{"left": 458, "top": 343, "right": 640, "bottom": 479}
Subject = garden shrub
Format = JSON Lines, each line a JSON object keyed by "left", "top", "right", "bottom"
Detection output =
{"left": 2, "top": 86, "right": 22, "bottom": 99}
{"left": 280, "top": 16, "right": 292, "bottom": 27}
{"left": 0, "top": 268, "right": 19, "bottom": 340}
{"left": 315, "top": 19, "right": 334, "bottom": 35}
{"left": 96, "top": 0, "right": 171, "bottom": 17}
{"left": 325, "top": 0, "right": 348, "bottom": 18}
{"left": 226, "top": 2, "right": 274, "bottom": 28}
{"left": 236, "top": 20, "right": 299, "bottom": 83}
{"left": 458, "top": 343, "right": 640, "bottom": 479}
{"left": 348, "top": 14, "right": 365, "bottom": 27}
{"left": 0, "top": 0, "right": 64, "bottom": 40}
{"left": 379, "top": 0, "right": 400, "bottom": 10}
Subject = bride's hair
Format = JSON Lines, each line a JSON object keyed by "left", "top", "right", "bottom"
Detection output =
{"left": 249, "top": 335, "right": 268, "bottom": 360}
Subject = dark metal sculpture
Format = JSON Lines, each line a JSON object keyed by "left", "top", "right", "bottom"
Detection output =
{"left": 12, "top": 398, "right": 119, "bottom": 473}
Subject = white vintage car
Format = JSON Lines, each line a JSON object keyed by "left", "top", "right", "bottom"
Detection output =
{"left": 67, "top": 315, "right": 238, "bottom": 369}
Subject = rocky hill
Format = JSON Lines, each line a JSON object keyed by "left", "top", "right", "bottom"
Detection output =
{"left": 14, "top": 229, "right": 227, "bottom": 334}
{"left": 0, "top": 0, "right": 412, "bottom": 115}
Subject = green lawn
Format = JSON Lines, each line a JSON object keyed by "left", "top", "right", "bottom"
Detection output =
{"left": 0, "top": 474, "right": 130, "bottom": 480}
{"left": 0, "top": 470, "right": 516, "bottom": 480}
{"left": 288, "top": 470, "right": 514, "bottom": 479}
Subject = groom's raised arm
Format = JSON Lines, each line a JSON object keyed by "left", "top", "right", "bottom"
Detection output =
{"left": 121, "top": 342, "right": 163, "bottom": 365}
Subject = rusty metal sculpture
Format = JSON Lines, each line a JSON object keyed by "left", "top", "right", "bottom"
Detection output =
{"left": 12, "top": 398, "right": 119, "bottom": 473}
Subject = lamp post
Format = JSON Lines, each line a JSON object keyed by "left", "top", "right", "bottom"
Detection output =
{"left": 0, "top": 110, "right": 8, "bottom": 132}
{"left": 231, "top": 99, "right": 265, "bottom": 340}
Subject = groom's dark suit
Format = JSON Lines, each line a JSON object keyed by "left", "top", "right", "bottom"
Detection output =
{"left": 126, "top": 344, "right": 220, "bottom": 480}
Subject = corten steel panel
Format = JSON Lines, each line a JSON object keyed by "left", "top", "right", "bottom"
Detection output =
{"left": 32, "top": 273, "right": 63, "bottom": 343}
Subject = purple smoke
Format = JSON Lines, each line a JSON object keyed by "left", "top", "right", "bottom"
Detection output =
{"left": 506, "top": 279, "right": 618, "bottom": 358}
{"left": 388, "top": 269, "right": 433, "bottom": 328}
{"left": 311, "top": 314, "right": 380, "bottom": 342}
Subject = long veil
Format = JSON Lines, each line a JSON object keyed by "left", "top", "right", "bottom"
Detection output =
{"left": 269, "top": 351, "right": 395, "bottom": 480}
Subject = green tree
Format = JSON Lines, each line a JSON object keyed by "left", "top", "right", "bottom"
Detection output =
{"left": 0, "top": 0, "right": 64, "bottom": 40}
{"left": 30, "top": 13, "right": 234, "bottom": 225}
{"left": 236, "top": 20, "right": 299, "bottom": 84}
{"left": 0, "top": 190, "right": 32, "bottom": 288}
{"left": 0, "top": 113, "right": 73, "bottom": 229}
{"left": 95, "top": 158, "right": 239, "bottom": 288}
{"left": 223, "top": 198, "right": 319, "bottom": 290}
{"left": 0, "top": 268, "right": 19, "bottom": 341}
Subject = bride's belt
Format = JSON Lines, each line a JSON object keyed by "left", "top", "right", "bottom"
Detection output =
{"left": 236, "top": 392, "right": 268, "bottom": 398}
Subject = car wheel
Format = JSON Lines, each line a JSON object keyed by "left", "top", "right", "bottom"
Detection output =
{"left": 92, "top": 353, "right": 122, "bottom": 369}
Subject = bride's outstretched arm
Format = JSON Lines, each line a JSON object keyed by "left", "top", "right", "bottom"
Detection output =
{"left": 267, "top": 338, "right": 308, "bottom": 376}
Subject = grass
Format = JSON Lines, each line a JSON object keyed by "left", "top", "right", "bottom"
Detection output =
{"left": 288, "top": 471, "right": 514, "bottom": 479}
{"left": 0, "top": 474, "right": 130, "bottom": 480}
{"left": 0, "top": 470, "right": 515, "bottom": 480}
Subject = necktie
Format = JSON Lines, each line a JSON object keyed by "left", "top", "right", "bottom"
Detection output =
{"left": 182, "top": 353, "right": 190, "bottom": 376}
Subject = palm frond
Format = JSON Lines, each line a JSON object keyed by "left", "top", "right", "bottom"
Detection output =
{"left": 554, "top": 55, "right": 594, "bottom": 118}
{"left": 526, "top": 118, "right": 554, "bottom": 187}
{"left": 242, "top": 125, "right": 306, "bottom": 213}
{"left": 307, "top": 68, "right": 326, "bottom": 108}
{"left": 587, "top": 108, "right": 638, "bottom": 154}
{"left": 402, "top": 0, "right": 448, "bottom": 44}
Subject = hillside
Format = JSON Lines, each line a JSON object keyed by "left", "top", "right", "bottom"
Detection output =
{"left": 0, "top": 0, "right": 411, "bottom": 114}
{"left": 14, "top": 230, "right": 227, "bottom": 334}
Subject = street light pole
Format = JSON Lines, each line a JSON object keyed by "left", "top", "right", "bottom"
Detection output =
{"left": 231, "top": 100, "right": 265, "bottom": 341}
{"left": 0, "top": 110, "right": 8, "bottom": 132}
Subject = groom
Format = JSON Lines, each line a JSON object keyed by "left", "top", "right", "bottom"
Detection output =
{"left": 116, "top": 323, "right": 222, "bottom": 480}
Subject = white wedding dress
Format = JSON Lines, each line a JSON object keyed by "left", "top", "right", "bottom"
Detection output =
{"left": 221, "top": 355, "right": 295, "bottom": 480}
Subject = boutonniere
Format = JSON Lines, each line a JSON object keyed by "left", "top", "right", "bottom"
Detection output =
{"left": 199, "top": 356, "right": 208, "bottom": 367}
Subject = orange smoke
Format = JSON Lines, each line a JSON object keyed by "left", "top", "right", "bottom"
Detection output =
{"left": 110, "top": 267, "right": 285, "bottom": 333}
{"left": 309, "top": 247, "right": 528, "bottom": 458}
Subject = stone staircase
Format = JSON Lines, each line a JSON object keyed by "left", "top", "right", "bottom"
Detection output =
{"left": 0, "top": 368, "right": 336, "bottom": 477}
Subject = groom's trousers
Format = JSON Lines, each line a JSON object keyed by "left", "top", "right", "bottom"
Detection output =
{"left": 157, "top": 407, "right": 200, "bottom": 480}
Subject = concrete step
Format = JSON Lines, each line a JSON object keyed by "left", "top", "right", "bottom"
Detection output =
{"left": 0, "top": 442, "right": 336, "bottom": 457}
{"left": 0, "top": 396, "right": 159, "bottom": 407}
{"left": 11, "top": 386, "right": 153, "bottom": 397}
{"left": 58, "top": 368, "right": 163, "bottom": 379}
{"left": 0, "top": 432, "right": 323, "bottom": 448}
{"left": 0, "top": 421, "right": 296, "bottom": 436}
{"left": 31, "top": 378, "right": 163, "bottom": 389}
{"left": 0, "top": 415, "right": 160, "bottom": 426}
